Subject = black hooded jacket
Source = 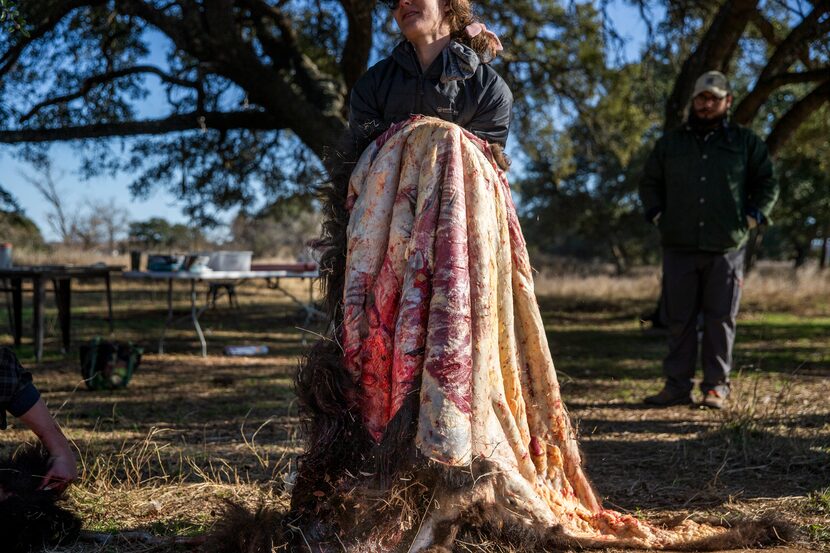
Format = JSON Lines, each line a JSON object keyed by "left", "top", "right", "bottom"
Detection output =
{"left": 349, "top": 40, "right": 513, "bottom": 153}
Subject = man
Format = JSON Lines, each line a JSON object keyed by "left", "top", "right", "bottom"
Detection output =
{"left": 0, "top": 347, "right": 77, "bottom": 491}
{"left": 639, "top": 70, "right": 779, "bottom": 409}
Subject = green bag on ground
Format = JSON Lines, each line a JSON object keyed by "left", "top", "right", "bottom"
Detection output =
{"left": 79, "top": 338, "right": 143, "bottom": 390}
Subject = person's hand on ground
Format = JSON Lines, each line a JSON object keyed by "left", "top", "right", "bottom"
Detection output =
{"left": 17, "top": 398, "right": 78, "bottom": 494}
{"left": 39, "top": 450, "right": 77, "bottom": 494}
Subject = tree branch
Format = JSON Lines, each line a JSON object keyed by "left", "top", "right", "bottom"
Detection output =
{"left": 20, "top": 65, "right": 201, "bottom": 123}
{"left": 764, "top": 68, "right": 830, "bottom": 87}
{"left": 0, "top": 111, "right": 283, "bottom": 144}
{"left": 114, "top": 0, "right": 346, "bottom": 156}
{"left": 664, "top": 0, "right": 760, "bottom": 130}
{"left": 0, "top": 0, "right": 106, "bottom": 77}
{"left": 749, "top": 8, "right": 778, "bottom": 43}
{"left": 339, "top": 0, "right": 375, "bottom": 94}
{"left": 115, "top": 0, "right": 192, "bottom": 52}
{"left": 229, "top": 0, "right": 343, "bottom": 113}
{"left": 733, "top": 1, "right": 830, "bottom": 124}
{"left": 766, "top": 79, "right": 830, "bottom": 157}
{"left": 749, "top": 9, "right": 814, "bottom": 69}
{"left": 249, "top": 17, "right": 293, "bottom": 71}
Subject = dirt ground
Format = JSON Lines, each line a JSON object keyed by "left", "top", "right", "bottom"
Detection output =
{"left": 0, "top": 269, "right": 827, "bottom": 552}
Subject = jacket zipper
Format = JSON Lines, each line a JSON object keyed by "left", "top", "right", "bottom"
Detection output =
{"left": 416, "top": 77, "right": 424, "bottom": 114}
{"left": 413, "top": 46, "right": 424, "bottom": 115}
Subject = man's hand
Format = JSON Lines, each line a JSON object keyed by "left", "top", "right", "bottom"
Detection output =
{"left": 746, "top": 206, "right": 765, "bottom": 230}
{"left": 39, "top": 452, "right": 77, "bottom": 494}
{"left": 652, "top": 212, "right": 662, "bottom": 226}
{"left": 17, "top": 398, "right": 78, "bottom": 495}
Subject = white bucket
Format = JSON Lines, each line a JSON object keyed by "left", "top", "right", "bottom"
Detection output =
{"left": 207, "top": 251, "right": 252, "bottom": 272}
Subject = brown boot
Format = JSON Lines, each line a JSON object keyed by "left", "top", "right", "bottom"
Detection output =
{"left": 643, "top": 387, "right": 693, "bottom": 407}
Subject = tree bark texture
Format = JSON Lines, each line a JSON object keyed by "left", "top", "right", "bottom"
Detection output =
{"left": 766, "top": 79, "right": 830, "bottom": 157}
{"left": 664, "top": 0, "right": 759, "bottom": 130}
{"left": 733, "top": 0, "right": 830, "bottom": 126}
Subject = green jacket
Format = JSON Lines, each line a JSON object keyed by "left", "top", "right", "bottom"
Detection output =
{"left": 639, "top": 122, "right": 778, "bottom": 252}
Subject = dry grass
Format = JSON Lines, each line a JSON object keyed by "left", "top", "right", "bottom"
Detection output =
{"left": 742, "top": 263, "right": 830, "bottom": 313}
{"left": 13, "top": 245, "right": 130, "bottom": 268}
{"left": 11, "top": 245, "right": 308, "bottom": 269}
{"left": 534, "top": 268, "right": 661, "bottom": 302}
{"left": 0, "top": 257, "right": 827, "bottom": 551}
{"left": 534, "top": 260, "right": 830, "bottom": 312}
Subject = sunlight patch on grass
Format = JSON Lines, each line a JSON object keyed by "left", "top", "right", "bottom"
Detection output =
{"left": 807, "top": 488, "right": 830, "bottom": 515}
{"left": 808, "top": 523, "right": 830, "bottom": 543}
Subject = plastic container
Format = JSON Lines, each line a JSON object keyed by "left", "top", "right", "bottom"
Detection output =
{"left": 147, "top": 254, "right": 185, "bottom": 272}
{"left": 223, "top": 345, "right": 269, "bottom": 356}
{"left": 207, "top": 251, "right": 252, "bottom": 272}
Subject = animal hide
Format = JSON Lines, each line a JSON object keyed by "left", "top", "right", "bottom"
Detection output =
{"left": 340, "top": 115, "right": 732, "bottom": 549}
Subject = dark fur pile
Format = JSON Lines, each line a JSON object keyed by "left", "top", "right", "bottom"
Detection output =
{"left": 289, "top": 137, "right": 370, "bottom": 523}
{"left": 0, "top": 445, "right": 81, "bottom": 552}
{"left": 201, "top": 500, "right": 287, "bottom": 553}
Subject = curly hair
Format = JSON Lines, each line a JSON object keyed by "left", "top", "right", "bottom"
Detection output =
{"left": 445, "top": 0, "right": 501, "bottom": 61}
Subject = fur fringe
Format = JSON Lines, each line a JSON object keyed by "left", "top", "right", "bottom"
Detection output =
{"left": 670, "top": 517, "right": 793, "bottom": 551}
{"left": 290, "top": 134, "right": 369, "bottom": 542}
{"left": 0, "top": 444, "right": 81, "bottom": 553}
{"left": 289, "top": 129, "right": 436, "bottom": 547}
{"left": 201, "top": 500, "right": 287, "bottom": 553}
{"left": 485, "top": 513, "right": 792, "bottom": 551}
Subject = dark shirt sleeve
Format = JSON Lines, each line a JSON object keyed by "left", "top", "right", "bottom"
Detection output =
{"left": 639, "top": 137, "right": 666, "bottom": 222}
{"left": 349, "top": 70, "right": 385, "bottom": 155}
{"left": 745, "top": 132, "right": 779, "bottom": 223}
{"left": 0, "top": 347, "right": 41, "bottom": 429}
{"left": 468, "top": 70, "right": 513, "bottom": 146}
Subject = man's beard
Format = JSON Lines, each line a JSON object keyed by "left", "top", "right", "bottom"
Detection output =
{"left": 688, "top": 109, "right": 728, "bottom": 129}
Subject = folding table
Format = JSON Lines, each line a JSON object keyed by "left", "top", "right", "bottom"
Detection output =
{"left": 122, "top": 267, "right": 320, "bottom": 356}
{"left": 0, "top": 265, "right": 121, "bottom": 362}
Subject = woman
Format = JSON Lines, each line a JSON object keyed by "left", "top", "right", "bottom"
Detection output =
{"left": 349, "top": 0, "right": 512, "bottom": 153}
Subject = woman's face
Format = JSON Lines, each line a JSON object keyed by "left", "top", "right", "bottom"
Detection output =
{"left": 393, "top": 0, "right": 451, "bottom": 43}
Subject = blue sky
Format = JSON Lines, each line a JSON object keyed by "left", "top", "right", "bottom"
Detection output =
{"left": 2, "top": 0, "right": 650, "bottom": 242}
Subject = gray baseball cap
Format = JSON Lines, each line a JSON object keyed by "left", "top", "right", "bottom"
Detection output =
{"left": 693, "top": 71, "right": 730, "bottom": 98}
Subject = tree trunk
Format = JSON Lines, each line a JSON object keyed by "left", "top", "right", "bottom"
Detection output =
{"left": 610, "top": 241, "right": 629, "bottom": 275}
{"left": 733, "top": 1, "right": 830, "bottom": 125}
{"left": 664, "top": 0, "right": 758, "bottom": 130}
{"left": 766, "top": 79, "right": 830, "bottom": 158}
{"left": 793, "top": 244, "right": 809, "bottom": 268}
